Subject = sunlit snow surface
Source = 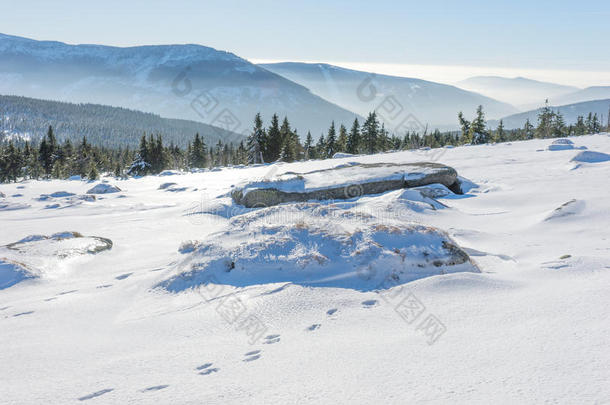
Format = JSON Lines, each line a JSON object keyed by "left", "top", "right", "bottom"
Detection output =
{"left": 1, "top": 134, "right": 609, "bottom": 404}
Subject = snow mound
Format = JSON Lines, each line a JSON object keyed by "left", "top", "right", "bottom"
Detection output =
{"left": 544, "top": 199, "right": 585, "bottom": 221}
{"left": 571, "top": 151, "right": 610, "bottom": 163}
{"left": 0, "top": 201, "right": 30, "bottom": 211}
{"left": 0, "top": 258, "right": 37, "bottom": 290}
{"left": 413, "top": 183, "right": 453, "bottom": 199}
{"left": 332, "top": 152, "right": 354, "bottom": 158}
{"left": 158, "top": 182, "right": 177, "bottom": 190}
{"left": 159, "top": 203, "right": 478, "bottom": 293}
{"left": 86, "top": 183, "right": 122, "bottom": 194}
{"left": 547, "top": 139, "right": 588, "bottom": 151}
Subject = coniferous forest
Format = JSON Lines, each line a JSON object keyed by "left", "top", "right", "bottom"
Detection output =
{"left": 0, "top": 103, "right": 607, "bottom": 183}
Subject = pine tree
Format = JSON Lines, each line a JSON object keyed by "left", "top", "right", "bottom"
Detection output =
{"left": 346, "top": 118, "right": 361, "bottom": 154}
{"left": 315, "top": 134, "right": 326, "bottom": 158}
{"left": 39, "top": 125, "right": 58, "bottom": 177}
{"left": 325, "top": 121, "right": 337, "bottom": 158}
{"left": 88, "top": 163, "right": 99, "bottom": 180}
{"left": 247, "top": 113, "right": 266, "bottom": 164}
{"left": 128, "top": 135, "right": 151, "bottom": 176}
{"left": 458, "top": 112, "right": 471, "bottom": 142}
{"left": 536, "top": 100, "right": 555, "bottom": 139}
{"left": 265, "top": 114, "right": 282, "bottom": 162}
{"left": 1, "top": 141, "right": 23, "bottom": 182}
{"left": 362, "top": 112, "right": 379, "bottom": 154}
{"left": 303, "top": 131, "right": 314, "bottom": 160}
{"left": 574, "top": 116, "right": 586, "bottom": 135}
{"left": 468, "top": 105, "right": 489, "bottom": 144}
{"left": 552, "top": 112, "right": 566, "bottom": 137}
{"left": 495, "top": 120, "right": 506, "bottom": 143}
{"left": 279, "top": 117, "right": 298, "bottom": 162}
{"left": 523, "top": 118, "right": 534, "bottom": 140}
{"left": 337, "top": 124, "right": 348, "bottom": 152}
{"left": 189, "top": 133, "right": 207, "bottom": 168}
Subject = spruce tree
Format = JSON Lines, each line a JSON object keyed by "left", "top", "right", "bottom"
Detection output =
{"left": 325, "top": 121, "right": 337, "bottom": 158}
{"left": 468, "top": 105, "right": 489, "bottom": 144}
{"left": 247, "top": 113, "right": 266, "bottom": 164}
{"left": 361, "top": 112, "right": 379, "bottom": 154}
{"left": 337, "top": 124, "right": 348, "bottom": 152}
{"left": 536, "top": 100, "right": 555, "bottom": 139}
{"left": 303, "top": 131, "right": 314, "bottom": 160}
{"left": 265, "top": 114, "right": 282, "bottom": 162}
{"left": 521, "top": 119, "right": 534, "bottom": 140}
{"left": 495, "top": 120, "right": 506, "bottom": 143}
{"left": 189, "top": 133, "right": 207, "bottom": 168}
{"left": 346, "top": 118, "right": 361, "bottom": 154}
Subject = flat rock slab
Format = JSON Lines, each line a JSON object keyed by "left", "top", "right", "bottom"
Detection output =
{"left": 232, "top": 162, "right": 460, "bottom": 207}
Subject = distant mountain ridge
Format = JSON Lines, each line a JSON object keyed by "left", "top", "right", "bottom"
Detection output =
{"left": 553, "top": 86, "right": 610, "bottom": 107}
{"left": 489, "top": 98, "right": 610, "bottom": 129}
{"left": 0, "top": 33, "right": 359, "bottom": 138}
{"left": 456, "top": 76, "right": 578, "bottom": 109}
{"left": 260, "top": 62, "right": 518, "bottom": 131}
{"left": 0, "top": 94, "right": 244, "bottom": 148}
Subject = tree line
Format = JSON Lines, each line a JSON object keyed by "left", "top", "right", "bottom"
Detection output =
{"left": 1, "top": 105, "right": 608, "bottom": 183}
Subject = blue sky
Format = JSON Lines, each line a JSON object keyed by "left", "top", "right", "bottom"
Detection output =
{"left": 2, "top": 0, "right": 609, "bottom": 86}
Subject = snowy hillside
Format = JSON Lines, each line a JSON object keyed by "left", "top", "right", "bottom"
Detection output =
{"left": 0, "top": 33, "right": 358, "bottom": 137}
{"left": 1, "top": 134, "right": 610, "bottom": 403}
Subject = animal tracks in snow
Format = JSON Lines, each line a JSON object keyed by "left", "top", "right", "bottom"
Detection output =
{"left": 243, "top": 350, "right": 262, "bottom": 362}
{"left": 196, "top": 362, "right": 219, "bottom": 375}
{"left": 263, "top": 334, "right": 281, "bottom": 344}
{"left": 141, "top": 385, "right": 169, "bottom": 392}
{"left": 78, "top": 388, "right": 114, "bottom": 401}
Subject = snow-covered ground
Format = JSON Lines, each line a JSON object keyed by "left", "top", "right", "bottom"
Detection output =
{"left": 1, "top": 135, "right": 609, "bottom": 404}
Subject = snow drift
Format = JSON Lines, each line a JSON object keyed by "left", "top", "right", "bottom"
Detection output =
{"left": 160, "top": 201, "right": 478, "bottom": 293}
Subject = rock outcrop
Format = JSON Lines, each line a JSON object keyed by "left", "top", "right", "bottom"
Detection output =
{"left": 232, "top": 162, "right": 461, "bottom": 208}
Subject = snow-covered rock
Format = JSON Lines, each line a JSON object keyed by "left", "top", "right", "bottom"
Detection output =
{"left": 160, "top": 202, "right": 477, "bottom": 293}
{"left": 86, "top": 183, "right": 121, "bottom": 194}
{"left": 232, "top": 162, "right": 459, "bottom": 207}
{"left": 571, "top": 150, "right": 610, "bottom": 163}
{"left": 548, "top": 138, "right": 574, "bottom": 151}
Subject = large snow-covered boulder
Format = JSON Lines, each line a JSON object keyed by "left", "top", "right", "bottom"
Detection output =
{"left": 159, "top": 202, "right": 478, "bottom": 293}
{"left": 86, "top": 183, "right": 121, "bottom": 194}
{"left": 232, "top": 162, "right": 460, "bottom": 207}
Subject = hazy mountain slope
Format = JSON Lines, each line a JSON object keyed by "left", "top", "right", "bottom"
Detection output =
{"left": 457, "top": 76, "right": 578, "bottom": 109}
{"left": 0, "top": 95, "right": 243, "bottom": 148}
{"left": 489, "top": 99, "right": 610, "bottom": 129}
{"left": 553, "top": 86, "right": 610, "bottom": 106}
{"left": 0, "top": 33, "right": 359, "bottom": 138}
{"left": 259, "top": 62, "right": 518, "bottom": 131}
